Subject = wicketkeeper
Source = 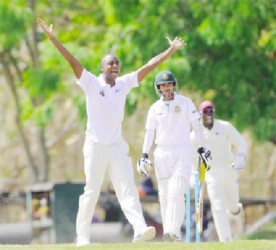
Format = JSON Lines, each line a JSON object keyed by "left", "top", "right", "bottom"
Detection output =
{"left": 137, "top": 71, "right": 211, "bottom": 242}
{"left": 190, "top": 101, "right": 247, "bottom": 242}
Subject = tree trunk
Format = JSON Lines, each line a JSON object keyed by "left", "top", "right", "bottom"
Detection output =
{"left": 28, "top": 0, "right": 50, "bottom": 182}
{"left": 38, "top": 128, "right": 49, "bottom": 182}
{"left": 0, "top": 52, "right": 39, "bottom": 181}
{"left": 266, "top": 146, "right": 276, "bottom": 199}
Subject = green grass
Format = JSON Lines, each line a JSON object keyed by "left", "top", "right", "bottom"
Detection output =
{"left": 0, "top": 241, "right": 276, "bottom": 250}
{"left": 244, "top": 221, "right": 276, "bottom": 240}
{"left": 1, "top": 220, "right": 275, "bottom": 250}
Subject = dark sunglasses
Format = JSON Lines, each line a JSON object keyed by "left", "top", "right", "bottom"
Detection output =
{"left": 203, "top": 108, "right": 214, "bottom": 114}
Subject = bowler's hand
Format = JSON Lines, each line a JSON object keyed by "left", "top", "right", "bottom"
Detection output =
{"left": 166, "top": 36, "right": 187, "bottom": 51}
{"left": 36, "top": 17, "right": 54, "bottom": 38}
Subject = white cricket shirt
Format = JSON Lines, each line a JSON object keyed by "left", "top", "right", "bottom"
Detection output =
{"left": 76, "top": 69, "right": 138, "bottom": 145}
{"left": 145, "top": 94, "right": 200, "bottom": 147}
{"left": 190, "top": 119, "right": 247, "bottom": 167}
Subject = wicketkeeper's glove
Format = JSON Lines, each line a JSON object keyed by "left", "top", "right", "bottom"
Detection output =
{"left": 197, "top": 147, "right": 212, "bottom": 171}
{"left": 137, "top": 153, "right": 153, "bottom": 178}
{"left": 232, "top": 153, "right": 246, "bottom": 170}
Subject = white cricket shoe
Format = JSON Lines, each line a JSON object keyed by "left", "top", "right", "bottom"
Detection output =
{"left": 76, "top": 236, "right": 90, "bottom": 247}
{"left": 132, "top": 226, "right": 156, "bottom": 242}
{"left": 163, "top": 233, "right": 181, "bottom": 242}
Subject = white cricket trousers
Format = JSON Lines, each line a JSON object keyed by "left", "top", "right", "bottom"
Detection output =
{"left": 154, "top": 146, "right": 192, "bottom": 238}
{"left": 76, "top": 138, "right": 147, "bottom": 241}
{"left": 205, "top": 165, "right": 240, "bottom": 242}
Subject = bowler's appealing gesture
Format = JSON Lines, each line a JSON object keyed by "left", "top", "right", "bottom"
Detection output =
{"left": 37, "top": 17, "right": 186, "bottom": 247}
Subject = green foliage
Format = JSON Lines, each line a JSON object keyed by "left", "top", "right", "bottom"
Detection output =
{"left": 20, "top": 97, "right": 55, "bottom": 128}
{"left": 184, "top": 0, "right": 276, "bottom": 141}
{"left": 22, "top": 69, "right": 60, "bottom": 98}
{"left": 2, "top": 0, "right": 275, "bottom": 142}
{"left": 254, "top": 117, "right": 276, "bottom": 142}
{"left": 73, "top": 94, "right": 87, "bottom": 129}
{"left": 126, "top": 90, "right": 138, "bottom": 116}
{"left": 21, "top": 69, "right": 60, "bottom": 128}
{"left": 31, "top": 100, "right": 55, "bottom": 128}
{"left": 0, "top": 1, "right": 31, "bottom": 50}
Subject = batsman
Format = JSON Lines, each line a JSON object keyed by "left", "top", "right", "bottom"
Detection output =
{"left": 137, "top": 71, "right": 211, "bottom": 242}
{"left": 190, "top": 101, "right": 247, "bottom": 242}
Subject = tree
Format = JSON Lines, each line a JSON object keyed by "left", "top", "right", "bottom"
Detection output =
{"left": 186, "top": 0, "right": 276, "bottom": 143}
{"left": 108, "top": 0, "right": 276, "bottom": 143}
{"left": 0, "top": 0, "right": 60, "bottom": 182}
{"left": 1, "top": 0, "right": 275, "bottom": 185}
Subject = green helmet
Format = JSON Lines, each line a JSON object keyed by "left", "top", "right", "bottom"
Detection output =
{"left": 154, "top": 70, "right": 178, "bottom": 95}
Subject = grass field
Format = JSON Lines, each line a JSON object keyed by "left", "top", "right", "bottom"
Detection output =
{"left": 244, "top": 221, "right": 276, "bottom": 240}
{"left": 1, "top": 219, "right": 275, "bottom": 250}
{"left": 0, "top": 241, "right": 276, "bottom": 250}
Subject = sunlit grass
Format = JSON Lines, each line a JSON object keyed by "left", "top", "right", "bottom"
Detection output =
{"left": 0, "top": 240, "right": 276, "bottom": 250}
{"left": 244, "top": 220, "right": 276, "bottom": 240}
{"left": 1, "top": 219, "right": 275, "bottom": 250}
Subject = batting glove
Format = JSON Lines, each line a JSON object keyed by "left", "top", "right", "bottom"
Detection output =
{"left": 137, "top": 153, "right": 153, "bottom": 178}
{"left": 197, "top": 147, "right": 212, "bottom": 171}
{"left": 232, "top": 153, "right": 246, "bottom": 170}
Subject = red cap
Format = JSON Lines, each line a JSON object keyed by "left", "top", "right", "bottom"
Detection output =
{"left": 199, "top": 101, "right": 215, "bottom": 113}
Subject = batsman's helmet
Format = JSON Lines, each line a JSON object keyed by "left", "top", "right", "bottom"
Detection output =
{"left": 154, "top": 70, "right": 178, "bottom": 95}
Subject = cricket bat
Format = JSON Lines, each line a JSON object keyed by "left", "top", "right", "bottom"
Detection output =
{"left": 195, "top": 157, "right": 206, "bottom": 235}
